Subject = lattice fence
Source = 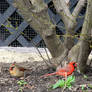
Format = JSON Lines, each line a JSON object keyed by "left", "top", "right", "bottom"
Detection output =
{"left": 0, "top": 0, "right": 85, "bottom": 47}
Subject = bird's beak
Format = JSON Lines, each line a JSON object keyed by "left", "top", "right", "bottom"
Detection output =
{"left": 75, "top": 63, "right": 77, "bottom": 67}
{"left": 9, "top": 67, "right": 12, "bottom": 70}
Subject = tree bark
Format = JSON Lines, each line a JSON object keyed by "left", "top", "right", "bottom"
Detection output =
{"left": 68, "top": 42, "right": 80, "bottom": 62}
{"left": 78, "top": 0, "right": 92, "bottom": 73}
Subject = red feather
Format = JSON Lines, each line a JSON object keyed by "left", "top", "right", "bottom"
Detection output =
{"left": 40, "top": 61, "right": 77, "bottom": 78}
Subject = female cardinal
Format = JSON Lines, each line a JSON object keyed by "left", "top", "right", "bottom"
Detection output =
{"left": 40, "top": 62, "right": 77, "bottom": 78}
{"left": 9, "top": 62, "right": 30, "bottom": 77}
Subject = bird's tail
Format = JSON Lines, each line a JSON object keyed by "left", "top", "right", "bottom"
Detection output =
{"left": 40, "top": 72, "right": 56, "bottom": 78}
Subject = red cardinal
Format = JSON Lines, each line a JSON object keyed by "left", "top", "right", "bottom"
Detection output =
{"left": 40, "top": 62, "right": 77, "bottom": 78}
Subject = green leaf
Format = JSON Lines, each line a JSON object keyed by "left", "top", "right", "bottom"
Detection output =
{"left": 88, "top": 84, "right": 92, "bottom": 89}
{"left": 18, "top": 87, "right": 23, "bottom": 92}
{"left": 66, "top": 76, "right": 75, "bottom": 83}
{"left": 17, "top": 80, "right": 27, "bottom": 86}
{"left": 67, "top": 85, "right": 72, "bottom": 89}
{"left": 23, "top": 82, "right": 27, "bottom": 85}
{"left": 81, "top": 85, "right": 85, "bottom": 90}
{"left": 83, "top": 75, "right": 88, "bottom": 79}
{"left": 52, "top": 80, "right": 65, "bottom": 89}
{"left": 65, "top": 76, "right": 75, "bottom": 88}
{"left": 52, "top": 76, "right": 75, "bottom": 90}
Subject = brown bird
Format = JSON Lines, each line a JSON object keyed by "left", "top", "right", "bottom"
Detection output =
{"left": 9, "top": 62, "right": 30, "bottom": 77}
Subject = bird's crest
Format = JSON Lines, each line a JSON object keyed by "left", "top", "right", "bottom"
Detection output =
{"left": 9, "top": 62, "right": 16, "bottom": 70}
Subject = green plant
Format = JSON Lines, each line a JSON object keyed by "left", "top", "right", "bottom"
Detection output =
{"left": 17, "top": 80, "right": 28, "bottom": 92}
{"left": 88, "top": 84, "right": 92, "bottom": 89}
{"left": 81, "top": 84, "right": 85, "bottom": 91}
{"left": 83, "top": 75, "right": 88, "bottom": 79}
{"left": 18, "top": 87, "right": 24, "bottom": 92}
{"left": 17, "top": 80, "right": 27, "bottom": 86}
{"left": 65, "top": 75, "right": 75, "bottom": 88}
{"left": 52, "top": 79, "right": 65, "bottom": 89}
{"left": 52, "top": 76, "right": 75, "bottom": 89}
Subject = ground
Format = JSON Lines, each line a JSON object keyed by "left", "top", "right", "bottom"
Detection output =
{"left": 0, "top": 61, "right": 92, "bottom": 92}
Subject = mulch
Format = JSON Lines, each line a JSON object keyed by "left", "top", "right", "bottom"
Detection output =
{"left": 0, "top": 61, "right": 92, "bottom": 92}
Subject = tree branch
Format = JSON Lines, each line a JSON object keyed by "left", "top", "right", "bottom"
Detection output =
{"left": 53, "top": 0, "right": 73, "bottom": 25}
{"left": 59, "top": 0, "right": 73, "bottom": 19}
{"left": 13, "top": 0, "right": 65, "bottom": 58}
{"left": 72, "top": 0, "right": 86, "bottom": 19}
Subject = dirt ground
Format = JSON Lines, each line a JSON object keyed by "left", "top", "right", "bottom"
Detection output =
{"left": 0, "top": 61, "right": 92, "bottom": 92}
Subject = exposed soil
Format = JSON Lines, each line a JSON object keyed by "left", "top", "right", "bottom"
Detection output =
{"left": 0, "top": 61, "right": 92, "bottom": 92}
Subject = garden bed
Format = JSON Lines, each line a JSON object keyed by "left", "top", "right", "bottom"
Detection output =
{"left": 0, "top": 61, "right": 92, "bottom": 92}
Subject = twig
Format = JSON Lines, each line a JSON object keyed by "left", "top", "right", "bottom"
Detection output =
{"left": 61, "top": 72, "right": 67, "bottom": 92}
{"left": 44, "top": 47, "right": 52, "bottom": 65}
{"left": 61, "top": 86, "right": 66, "bottom": 92}
{"left": 25, "top": 84, "right": 34, "bottom": 89}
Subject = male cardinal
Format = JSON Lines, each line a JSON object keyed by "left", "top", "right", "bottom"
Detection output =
{"left": 9, "top": 62, "right": 30, "bottom": 77}
{"left": 40, "top": 62, "right": 77, "bottom": 78}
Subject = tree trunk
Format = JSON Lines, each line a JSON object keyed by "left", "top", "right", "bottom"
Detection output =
{"left": 42, "top": 29, "right": 65, "bottom": 58}
{"left": 68, "top": 42, "right": 80, "bottom": 62}
{"left": 13, "top": 0, "right": 65, "bottom": 66}
{"left": 64, "top": 21, "right": 76, "bottom": 50}
{"left": 78, "top": 0, "right": 92, "bottom": 73}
